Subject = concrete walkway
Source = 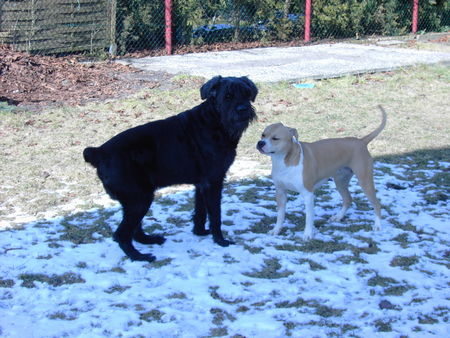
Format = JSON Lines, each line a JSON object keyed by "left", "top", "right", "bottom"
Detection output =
{"left": 118, "top": 42, "right": 450, "bottom": 82}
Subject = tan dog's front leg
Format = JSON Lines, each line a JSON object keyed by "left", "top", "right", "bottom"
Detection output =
{"left": 303, "top": 190, "right": 317, "bottom": 240}
{"left": 271, "top": 186, "right": 287, "bottom": 235}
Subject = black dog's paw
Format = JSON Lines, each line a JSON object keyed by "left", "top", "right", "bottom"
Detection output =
{"left": 214, "top": 238, "right": 234, "bottom": 247}
{"left": 193, "top": 228, "right": 211, "bottom": 236}
{"left": 149, "top": 235, "right": 166, "bottom": 245}
{"left": 116, "top": 240, "right": 157, "bottom": 262}
{"left": 134, "top": 234, "right": 166, "bottom": 245}
{"left": 130, "top": 253, "right": 157, "bottom": 262}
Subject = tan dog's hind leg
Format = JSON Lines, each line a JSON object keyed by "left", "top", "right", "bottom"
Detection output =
{"left": 271, "top": 187, "right": 287, "bottom": 235}
{"left": 331, "top": 167, "right": 353, "bottom": 222}
{"left": 353, "top": 160, "right": 382, "bottom": 230}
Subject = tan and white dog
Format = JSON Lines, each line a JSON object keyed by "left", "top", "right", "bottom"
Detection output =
{"left": 257, "top": 106, "right": 387, "bottom": 239}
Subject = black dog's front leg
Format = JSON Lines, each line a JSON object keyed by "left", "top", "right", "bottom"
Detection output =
{"left": 203, "top": 180, "right": 234, "bottom": 247}
{"left": 193, "top": 185, "right": 209, "bottom": 236}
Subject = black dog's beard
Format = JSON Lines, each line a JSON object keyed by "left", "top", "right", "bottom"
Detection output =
{"left": 224, "top": 106, "right": 257, "bottom": 141}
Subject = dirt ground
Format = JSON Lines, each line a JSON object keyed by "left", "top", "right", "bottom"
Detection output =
{"left": 0, "top": 41, "right": 284, "bottom": 110}
{"left": 0, "top": 45, "right": 167, "bottom": 110}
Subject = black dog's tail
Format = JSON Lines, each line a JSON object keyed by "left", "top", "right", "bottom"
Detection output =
{"left": 83, "top": 147, "right": 102, "bottom": 168}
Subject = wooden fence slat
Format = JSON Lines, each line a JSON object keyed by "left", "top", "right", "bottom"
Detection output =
{"left": 1, "top": 0, "right": 105, "bottom": 11}
{"left": 1, "top": 14, "right": 108, "bottom": 28}
{"left": 0, "top": 0, "right": 115, "bottom": 54}
{"left": 10, "top": 36, "right": 110, "bottom": 47}
{"left": 6, "top": 32, "right": 109, "bottom": 47}
{"left": 10, "top": 41, "right": 110, "bottom": 54}
{"left": 1, "top": 21, "right": 109, "bottom": 31}
{"left": 3, "top": 31, "right": 109, "bottom": 43}
{"left": 2, "top": 6, "right": 107, "bottom": 17}
{"left": 6, "top": 26, "right": 109, "bottom": 39}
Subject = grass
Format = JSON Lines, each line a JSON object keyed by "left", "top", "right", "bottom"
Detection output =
{"left": 0, "top": 61, "right": 449, "bottom": 335}
{"left": 1, "top": 151, "right": 448, "bottom": 335}
{"left": 1, "top": 64, "right": 449, "bottom": 226}
{"left": 390, "top": 255, "right": 420, "bottom": 270}
{"left": 243, "top": 257, "right": 294, "bottom": 279}
{"left": 18, "top": 272, "right": 85, "bottom": 288}
{"left": 140, "top": 309, "right": 165, "bottom": 322}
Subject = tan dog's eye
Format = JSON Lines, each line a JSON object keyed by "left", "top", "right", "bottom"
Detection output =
{"left": 261, "top": 133, "right": 265, "bottom": 138}
{"left": 272, "top": 137, "right": 279, "bottom": 141}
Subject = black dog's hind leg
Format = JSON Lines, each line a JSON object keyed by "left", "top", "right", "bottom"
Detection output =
{"left": 134, "top": 227, "right": 166, "bottom": 245}
{"left": 193, "top": 185, "right": 210, "bottom": 236}
{"left": 114, "top": 195, "right": 161, "bottom": 262}
{"left": 203, "top": 180, "right": 234, "bottom": 247}
{"left": 133, "top": 193, "right": 166, "bottom": 245}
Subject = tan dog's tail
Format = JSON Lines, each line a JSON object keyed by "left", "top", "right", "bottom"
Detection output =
{"left": 361, "top": 105, "right": 387, "bottom": 145}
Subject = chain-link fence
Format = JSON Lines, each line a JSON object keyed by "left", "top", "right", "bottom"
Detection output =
{"left": 0, "top": 0, "right": 448, "bottom": 56}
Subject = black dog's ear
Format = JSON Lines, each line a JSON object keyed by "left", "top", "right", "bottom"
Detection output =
{"left": 200, "top": 76, "right": 222, "bottom": 100}
{"left": 240, "top": 76, "right": 258, "bottom": 102}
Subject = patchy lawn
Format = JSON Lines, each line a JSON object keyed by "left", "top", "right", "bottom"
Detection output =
{"left": 1, "top": 64, "right": 449, "bottom": 225}
{"left": 1, "top": 159, "right": 449, "bottom": 336}
{"left": 0, "top": 58, "right": 449, "bottom": 336}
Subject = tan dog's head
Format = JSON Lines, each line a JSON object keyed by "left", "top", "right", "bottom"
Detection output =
{"left": 256, "top": 123, "right": 299, "bottom": 156}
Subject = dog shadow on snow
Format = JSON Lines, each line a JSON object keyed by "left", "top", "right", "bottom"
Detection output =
{"left": 5, "top": 147, "right": 445, "bottom": 265}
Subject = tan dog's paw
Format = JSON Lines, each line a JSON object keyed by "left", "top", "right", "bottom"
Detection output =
{"left": 373, "top": 218, "right": 382, "bottom": 231}
{"left": 329, "top": 214, "right": 343, "bottom": 222}
{"left": 270, "top": 227, "right": 282, "bottom": 236}
{"left": 330, "top": 207, "right": 348, "bottom": 222}
{"left": 302, "top": 226, "right": 317, "bottom": 240}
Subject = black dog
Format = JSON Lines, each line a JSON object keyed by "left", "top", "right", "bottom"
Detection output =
{"left": 83, "top": 76, "right": 257, "bottom": 262}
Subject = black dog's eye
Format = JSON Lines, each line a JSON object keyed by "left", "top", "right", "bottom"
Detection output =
{"left": 225, "top": 93, "right": 233, "bottom": 100}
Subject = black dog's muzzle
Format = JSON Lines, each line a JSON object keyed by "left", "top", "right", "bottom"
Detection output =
{"left": 235, "top": 103, "right": 256, "bottom": 123}
{"left": 237, "top": 103, "right": 250, "bottom": 113}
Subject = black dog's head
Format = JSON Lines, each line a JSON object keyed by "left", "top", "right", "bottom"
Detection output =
{"left": 201, "top": 76, "right": 258, "bottom": 140}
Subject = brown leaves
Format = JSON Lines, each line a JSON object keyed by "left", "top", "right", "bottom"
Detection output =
{"left": 0, "top": 45, "right": 152, "bottom": 109}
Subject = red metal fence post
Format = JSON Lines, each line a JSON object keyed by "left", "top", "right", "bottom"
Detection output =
{"left": 412, "top": 0, "right": 419, "bottom": 34}
{"left": 165, "top": 0, "right": 172, "bottom": 54}
{"left": 304, "top": 0, "right": 311, "bottom": 42}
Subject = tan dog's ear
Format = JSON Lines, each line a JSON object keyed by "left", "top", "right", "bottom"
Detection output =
{"left": 289, "top": 128, "right": 298, "bottom": 141}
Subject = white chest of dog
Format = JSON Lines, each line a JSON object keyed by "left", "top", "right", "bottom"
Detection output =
{"left": 270, "top": 150, "right": 318, "bottom": 239}
{"left": 257, "top": 106, "right": 386, "bottom": 239}
{"left": 271, "top": 153, "right": 305, "bottom": 192}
